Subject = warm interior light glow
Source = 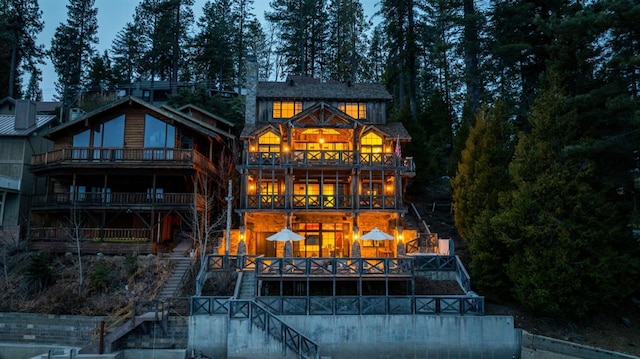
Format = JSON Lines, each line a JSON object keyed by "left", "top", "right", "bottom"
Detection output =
{"left": 250, "top": 146, "right": 256, "bottom": 151}
{"left": 284, "top": 146, "right": 289, "bottom": 152}
{"left": 249, "top": 184, "right": 255, "bottom": 191}
{"left": 319, "top": 137, "right": 325, "bottom": 144}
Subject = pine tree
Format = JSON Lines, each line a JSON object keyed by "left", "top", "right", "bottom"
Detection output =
{"left": 0, "top": 0, "right": 45, "bottom": 99}
{"left": 50, "top": 0, "right": 98, "bottom": 119}
{"left": 325, "top": 0, "right": 370, "bottom": 82}
{"left": 192, "top": 0, "right": 235, "bottom": 89}
{"left": 111, "top": 22, "right": 147, "bottom": 85}
{"left": 495, "top": 78, "right": 639, "bottom": 318}
{"left": 452, "top": 103, "right": 515, "bottom": 299}
{"left": 266, "top": 0, "right": 328, "bottom": 79}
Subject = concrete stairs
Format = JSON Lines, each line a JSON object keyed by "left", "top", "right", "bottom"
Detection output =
{"left": 157, "top": 239, "right": 194, "bottom": 299}
{"left": 237, "top": 271, "right": 256, "bottom": 299}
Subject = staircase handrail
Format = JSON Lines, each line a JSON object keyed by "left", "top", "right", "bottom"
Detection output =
{"left": 88, "top": 302, "right": 134, "bottom": 341}
{"left": 410, "top": 203, "right": 431, "bottom": 234}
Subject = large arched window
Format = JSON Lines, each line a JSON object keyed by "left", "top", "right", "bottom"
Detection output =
{"left": 258, "top": 131, "right": 281, "bottom": 153}
{"left": 360, "top": 132, "right": 382, "bottom": 153}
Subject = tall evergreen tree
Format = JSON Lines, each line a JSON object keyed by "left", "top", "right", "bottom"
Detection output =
{"left": 133, "top": 0, "right": 194, "bottom": 93}
{"left": 494, "top": 77, "right": 639, "bottom": 318}
{"left": 380, "top": 0, "right": 420, "bottom": 121}
{"left": 452, "top": 103, "right": 515, "bottom": 299}
{"left": 50, "top": 0, "right": 98, "bottom": 118}
{"left": 325, "top": 0, "right": 370, "bottom": 82}
{"left": 266, "top": 0, "right": 329, "bottom": 79}
{"left": 111, "top": 22, "right": 147, "bottom": 85}
{"left": 192, "top": 0, "right": 235, "bottom": 89}
{"left": 0, "top": 0, "right": 45, "bottom": 99}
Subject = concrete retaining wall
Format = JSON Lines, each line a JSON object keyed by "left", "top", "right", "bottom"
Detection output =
{"left": 0, "top": 312, "right": 99, "bottom": 346}
{"left": 190, "top": 314, "right": 519, "bottom": 359}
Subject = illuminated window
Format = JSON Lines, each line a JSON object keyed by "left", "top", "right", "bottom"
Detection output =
{"left": 258, "top": 131, "right": 281, "bottom": 152}
{"left": 273, "top": 101, "right": 302, "bottom": 119}
{"left": 360, "top": 132, "right": 383, "bottom": 153}
{"left": 339, "top": 102, "right": 367, "bottom": 119}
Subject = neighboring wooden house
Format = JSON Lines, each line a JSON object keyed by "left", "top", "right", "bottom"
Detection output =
{"left": 237, "top": 68, "right": 415, "bottom": 258}
{"left": 28, "top": 96, "right": 235, "bottom": 254}
{"left": 0, "top": 98, "right": 57, "bottom": 242}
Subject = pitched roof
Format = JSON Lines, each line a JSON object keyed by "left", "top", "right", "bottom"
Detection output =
{"left": 0, "top": 114, "right": 57, "bottom": 136}
{"left": 257, "top": 80, "right": 393, "bottom": 101}
{"left": 43, "top": 96, "right": 228, "bottom": 140}
{"left": 369, "top": 122, "right": 412, "bottom": 141}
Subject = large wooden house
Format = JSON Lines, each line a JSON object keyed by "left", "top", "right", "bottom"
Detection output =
{"left": 28, "top": 96, "right": 235, "bottom": 254}
{"left": 237, "top": 69, "right": 415, "bottom": 258}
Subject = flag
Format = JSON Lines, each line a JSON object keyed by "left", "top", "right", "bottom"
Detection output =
{"left": 394, "top": 135, "right": 402, "bottom": 158}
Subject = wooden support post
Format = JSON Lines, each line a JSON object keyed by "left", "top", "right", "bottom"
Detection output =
{"left": 99, "top": 320, "right": 105, "bottom": 354}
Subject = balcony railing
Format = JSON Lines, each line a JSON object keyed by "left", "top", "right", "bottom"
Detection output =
{"left": 32, "top": 192, "right": 199, "bottom": 208}
{"left": 30, "top": 227, "right": 151, "bottom": 241}
{"left": 244, "top": 194, "right": 397, "bottom": 210}
{"left": 243, "top": 150, "right": 415, "bottom": 173}
{"left": 31, "top": 147, "right": 214, "bottom": 172}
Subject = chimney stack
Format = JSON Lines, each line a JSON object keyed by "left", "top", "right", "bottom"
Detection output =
{"left": 245, "top": 55, "right": 258, "bottom": 125}
{"left": 14, "top": 99, "right": 36, "bottom": 130}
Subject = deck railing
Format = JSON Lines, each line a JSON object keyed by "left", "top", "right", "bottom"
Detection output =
{"left": 190, "top": 298, "right": 320, "bottom": 359}
{"left": 32, "top": 192, "right": 198, "bottom": 207}
{"left": 191, "top": 294, "right": 483, "bottom": 317}
{"left": 255, "top": 257, "right": 413, "bottom": 277}
{"left": 243, "top": 150, "right": 415, "bottom": 173}
{"left": 245, "top": 194, "right": 397, "bottom": 210}
{"left": 31, "top": 147, "right": 214, "bottom": 172}
{"left": 30, "top": 227, "right": 151, "bottom": 241}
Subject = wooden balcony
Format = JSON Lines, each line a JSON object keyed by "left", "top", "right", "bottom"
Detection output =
{"left": 31, "top": 147, "right": 215, "bottom": 173}
{"left": 243, "top": 194, "right": 398, "bottom": 210}
{"left": 30, "top": 227, "right": 151, "bottom": 240}
{"left": 242, "top": 150, "right": 415, "bottom": 175}
{"left": 32, "top": 192, "right": 202, "bottom": 210}
{"left": 28, "top": 227, "right": 154, "bottom": 254}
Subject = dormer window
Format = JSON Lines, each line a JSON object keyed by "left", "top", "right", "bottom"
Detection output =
{"left": 273, "top": 101, "right": 302, "bottom": 119}
{"left": 258, "top": 131, "right": 281, "bottom": 152}
{"left": 339, "top": 102, "right": 366, "bottom": 120}
{"left": 361, "top": 132, "right": 383, "bottom": 153}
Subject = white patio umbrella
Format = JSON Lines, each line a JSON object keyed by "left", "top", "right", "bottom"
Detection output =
{"left": 267, "top": 228, "right": 305, "bottom": 257}
{"left": 360, "top": 227, "right": 394, "bottom": 257}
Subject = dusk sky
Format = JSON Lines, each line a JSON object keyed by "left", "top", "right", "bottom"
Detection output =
{"left": 37, "top": 0, "right": 379, "bottom": 101}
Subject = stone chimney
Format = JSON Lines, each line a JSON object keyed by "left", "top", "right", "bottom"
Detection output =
{"left": 245, "top": 55, "right": 258, "bottom": 125}
{"left": 14, "top": 99, "right": 37, "bottom": 130}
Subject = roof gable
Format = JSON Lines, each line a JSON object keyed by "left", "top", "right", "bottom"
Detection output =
{"left": 288, "top": 102, "right": 360, "bottom": 128}
{"left": 44, "top": 96, "right": 225, "bottom": 140}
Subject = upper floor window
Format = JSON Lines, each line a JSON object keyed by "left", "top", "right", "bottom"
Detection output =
{"left": 339, "top": 102, "right": 366, "bottom": 120}
{"left": 360, "top": 132, "right": 383, "bottom": 153}
{"left": 273, "top": 101, "right": 302, "bottom": 119}
{"left": 144, "top": 115, "right": 175, "bottom": 148}
{"left": 258, "top": 131, "right": 281, "bottom": 152}
{"left": 94, "top": 115, "right": 125, "bottom": 148}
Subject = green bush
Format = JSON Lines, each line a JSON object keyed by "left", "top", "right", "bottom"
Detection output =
{"left": 90, "top": 260, "right": 111, "bottom": 292}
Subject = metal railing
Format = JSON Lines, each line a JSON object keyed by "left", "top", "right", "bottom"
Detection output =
{"left": 191, "top": 298, "right": 320, "bottom": 359}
